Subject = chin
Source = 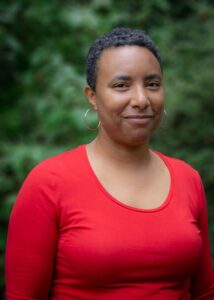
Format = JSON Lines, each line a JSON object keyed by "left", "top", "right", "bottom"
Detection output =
{"left": 118, "top": 133, "right": 151, "bottom": 147}
{"left": 123, "top": 126, "right": 159, "bottom": 147}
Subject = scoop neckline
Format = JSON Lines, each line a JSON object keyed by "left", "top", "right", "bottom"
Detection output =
{"left": 81, "top": 144, "right": 174, "bottom": 213}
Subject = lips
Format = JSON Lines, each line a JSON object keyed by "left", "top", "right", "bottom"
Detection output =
{"left": 123, "top": 115, "right": 154, "bottom": 119}
{"left": 122, "top": 114, "right": 155, "bottom": 125}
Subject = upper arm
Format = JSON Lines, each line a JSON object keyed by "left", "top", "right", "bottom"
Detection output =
{"left": 189, "top": 174, "right": 214, "bottom": 299}
{"left": 5, "top": 161, "right": 58, "bottom": 299}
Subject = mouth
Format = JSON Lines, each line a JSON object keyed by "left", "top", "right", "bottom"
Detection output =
{"left": 123, "top": 115, "right": 154, "bottom": 119}
{"left": 122, "top": 114, "right": 155, "bottom": 125}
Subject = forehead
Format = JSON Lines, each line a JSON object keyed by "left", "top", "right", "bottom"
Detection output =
{"left": 97, "top": 45, "right": 161, "bottom": 79}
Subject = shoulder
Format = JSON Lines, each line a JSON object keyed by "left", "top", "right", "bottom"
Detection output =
{"left": 40, "top": 144, "right": 84, "bottom": 167}
{"left": 20, "top": 145, "right": 85, "bottom": 193}
{"left": 30, "top": 144, "right": 84, "bottom": 176}
{"left": 155, "top": 151, "right": 206, "bottom": 212}
{"left": 154, "top": 150, "right": 203, "bottom": 188}
{"left": 156, "top": 151, "right": 198, "bottom": 176}
{"left": 13, "top": 145, "right": 85, "bottom": 211}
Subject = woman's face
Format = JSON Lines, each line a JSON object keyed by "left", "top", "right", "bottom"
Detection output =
{"left": 86, "top": 45, "right": 164, "bottom": 146}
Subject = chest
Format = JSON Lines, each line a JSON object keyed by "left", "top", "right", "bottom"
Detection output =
{"left": 55, "top": 184, "right": 202, "bottom": 286}
{"left": 97, "top": 168, "right": 171, "bottom": 210}
{"left": 87, "top": 150, "right": 171, "bottom": 210}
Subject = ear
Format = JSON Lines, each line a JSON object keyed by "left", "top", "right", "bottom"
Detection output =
{"left": 85, "top": 85, "right": 98, "bottom": 111}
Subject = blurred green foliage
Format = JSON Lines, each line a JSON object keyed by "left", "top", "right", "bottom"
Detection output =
{"left": 0, "top": 0, "right": 213, "bottom": 296}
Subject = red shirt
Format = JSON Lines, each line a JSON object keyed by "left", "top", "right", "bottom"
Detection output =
{"left": 5, "top": 145, "right": 214, "bottom": 299}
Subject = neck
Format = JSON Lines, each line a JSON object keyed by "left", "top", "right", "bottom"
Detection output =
{"left": 87, "top": 132, "right": 151, "bottom": 168}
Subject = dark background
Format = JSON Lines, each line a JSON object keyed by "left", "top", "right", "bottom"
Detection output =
{"left": 0, "top": 0, "right": 213, "bottom": 296}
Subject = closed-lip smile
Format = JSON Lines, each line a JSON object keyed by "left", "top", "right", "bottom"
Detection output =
{"left": 122, "top": 114, "right": 155, "bottom": 125}
{"left": 123, "top": 115, "right": 154, "bottom": 119}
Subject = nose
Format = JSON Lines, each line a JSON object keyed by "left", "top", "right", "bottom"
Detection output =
{"left": 130, "top": 85, "right": 149, "bottom": 109}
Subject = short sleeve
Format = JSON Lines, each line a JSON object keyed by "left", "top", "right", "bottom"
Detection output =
{"left": 189, "top": 173, "right": 214, "bottom": 299}
{"left": 5, "top": 160, "right": 59, "bottom": 299}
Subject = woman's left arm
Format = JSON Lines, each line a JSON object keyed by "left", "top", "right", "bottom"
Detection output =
{"left": 189, "top": 175, "right": 214, "bottom": 299}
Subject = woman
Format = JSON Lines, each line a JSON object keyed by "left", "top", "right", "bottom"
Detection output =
{"left": 5, "top": 28, "right": 214, "bottom": 299}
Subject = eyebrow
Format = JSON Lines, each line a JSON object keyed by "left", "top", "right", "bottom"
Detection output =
{"left": 144, "top": 73, "right": 162, "bottom": 80}
{"left": 112, "top": 75, "right": 132, "bottom": 81}
{"left": 111, "top": 73, "right": 162, "bottom": 83}
{"left": 111, "top": 73, "right": 162, "bottom": 82}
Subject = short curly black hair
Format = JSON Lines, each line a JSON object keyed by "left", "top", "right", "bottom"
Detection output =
{"left": 86, "top": 27, "right": 162, "bottom": 91}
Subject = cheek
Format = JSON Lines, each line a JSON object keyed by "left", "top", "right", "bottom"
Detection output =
{"left": 152, "top": 92, "right": 164, "bottom": 111}
{"left": 97, "top": 95, "right": 127, "bottom": 116}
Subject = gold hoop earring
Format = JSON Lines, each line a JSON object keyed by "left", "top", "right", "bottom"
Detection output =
{"left": 84, "top": 108, "right": 100, "bottom": 131}
{"left": 161, "top": 109, "right": 167, "bottom": 128}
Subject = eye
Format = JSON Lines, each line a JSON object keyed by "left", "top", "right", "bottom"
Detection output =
{"left": 113, "top": 82, "right": 130, "bottom": 89}
{"left": 146, "top": 81, "right": 161, "bottom": 89}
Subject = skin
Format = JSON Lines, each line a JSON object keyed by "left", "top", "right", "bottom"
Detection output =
{"left": 85, "top": 46, "right": 170, "bottom": 209}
